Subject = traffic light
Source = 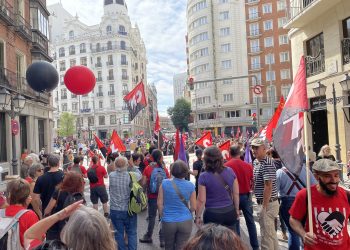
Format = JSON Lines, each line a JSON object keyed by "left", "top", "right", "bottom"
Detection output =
{"left": 251, "top": 113, "right": 257, "bottom": 126}
{"left": 188, "top": 77, "right": 194, "bottom": 90}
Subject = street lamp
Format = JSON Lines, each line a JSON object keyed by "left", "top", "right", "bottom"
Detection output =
{"left": 312, "top": 74, "right": 350, "bottom": 163}
{"left": 0, "top": 88, "right": 26, "bottom": 175}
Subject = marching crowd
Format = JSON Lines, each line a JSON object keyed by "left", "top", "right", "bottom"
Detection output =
{"left": 0, "top": 136, "right": 350, "bottom": 250}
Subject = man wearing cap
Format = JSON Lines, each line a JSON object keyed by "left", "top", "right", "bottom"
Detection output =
{"left": 251, "top": 138, "right": 279, "bottom": 250}
{"left": 289, "top": 159, "right": 350, "bottom": 250}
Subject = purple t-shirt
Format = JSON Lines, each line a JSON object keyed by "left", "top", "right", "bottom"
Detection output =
{"left": 198, "top": 167, "right": 236, "bottom": 208}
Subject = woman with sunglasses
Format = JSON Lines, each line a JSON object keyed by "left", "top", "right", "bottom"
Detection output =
{"left": 27, "top": 163, "right": 45, "bottom": 218}
{"left": 195, "top": 146, "right": 240, "bottom": 232}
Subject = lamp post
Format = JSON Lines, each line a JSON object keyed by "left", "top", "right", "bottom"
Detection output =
{"left": 0, "top": 88, "right": 26, "bottom": 175}
{"left": 312, "top": 73, "right": 350, "bottom": 163}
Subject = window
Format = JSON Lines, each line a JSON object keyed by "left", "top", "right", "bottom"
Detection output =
{"left": 121, "top": 54, "right": 127, "bottom": 64}
{"left": 221, "top": 43, "right": 231, "bottom": 53}
{"left": 0, "top": 113, "right": 7, "bottom": 161}
{"left": 190, "top": 32, "right": 209, "bottom": 45}
{"left": 99, "top": 116, "right": 105, "bottom": 125}
{"left": 279, "top": 35, "right": 289, "bottom": 45}
{"left": 251, "top": 56, "right": 260, "bottom": 69}
{"left": 30, "top": 7, "right": 49, "bottom": 38}
{"left": 194, "top": 96, "right": 211, "bottom": 105}
{"left": 225, "top": 110, "right": 240, "bottom": 118}
{"left": 250, "top": 39, "right": 260, "bottom": 52}
{"left": 96, "top": 43, "right": 101, "bottom": 52}
{"left": 61, "top": 103, "right": 67, "bottom": 111}
{"left": 190, "top": 63, "right": 209, "bottom": 75}
{"left": 306, "top": 33, "right": 325, "bottom": 76}
{"left": 223, "top": 94, "right": 233, "bottom": 102}
{"left": 110, "top": 99, "right": 115, "bottom": 109}
{"left": 188, "top": 0, "right": 207, "bottom": 15}
{"left": 99, "top": 100, "right": 103, "bottom": 109}
{"left": 72, "top": 102, "right": 78, "bottom": 112}
{"left": 219, "top": 0, "right": 228, "bottom": 3}
{"left": 280, "top": 52, "right": 290, "bottom": 62}
{"left": 343, "top": 17, "right": 350, "bottom": 38}
{"left": 281, "top": 84, "right": 292, "bottom": 98}
{"left": 189, "top": 16, "right": 208, "bottom": 30}
{"left": 219, "top": 11, "right": 229, "bottom": 20}
{"left": 120, "top": 41, "right": 126, "bottom": 50}
{"left": 264, "top": 37, "right": 274, "bottom": 47}
{"left": 80, "top": 57, "right": 87, "bottom": 66}
{"left": 106, "top": 25, "right": 112, "bottom": 34}
{"left": 277, "top": 0, "right": 287, "bottom": 11}
{"left": 267, "top": 86, "right": 276, "bottom": 102}
{"left": 70, "top": 59, "right": 76, "bottom": 67}
{"left": 59, "top": 47, "right": 65, "bottom": 57}
{"left": 110, "top": 115, "right": 116, "bottom": 125}
{"left": 223, "top": 79, "right": 232, "bottom": 84}
{"left": 80, "top": 43, "right": 86, "bottom": 53}
{"left": 221, "top": 60, "right": 231, "bottom": 69}
{"left": 266, "top": 71, "right": 276, "bottom": 81}
{"left": 281, "top": 69, "right": 291, "bottom": 79}
{"left": 249, "top": 23, "right": 259, "bottom": 36}
{"left": 119, "top": 25, "right": 126, "bottom": 35}
{"left": 61, "top": 88, "right": 67, "bottom": 99}
{"left": 69, "top": 45, "right": 75, "bottom": 55}
{"left": 198, "top": 112, "right": 216, "bottom": 120}
{"left": 190, "top": 47, "right": 209, "bottom": 59}
{"left": 264, "top": 20, "right": 273, "bottom": 31}
{"left": 251, "top": 72, "right": 262, "bottom": 84}
{"left": 220, "top": 27, "right": 230, "bottom": 36}
{"left": 59, "top": 61, "right": 66, "bottom": 71}
{"left": 265, "top": 54, "right": 275, "bottom": 64}
{"left": 109, "top": 84, "right": 114, "bottom": 92}
{"left": 96, "top": 57, "right": 102, "bottom": 67}
{"left": 69, "top": 30, "right": 74, "bottom": 39}
{"left": 248, "top": 7, "right": 258, "bottom": 19}
{"left": 107, "top": 55, "right": 113, "bottom": 65}
{"left": 306, "top": 33, "right": 324, "bottom": 57}
{"left": 107, "top": 41, "right": 112, "bottom": 50}
{"left": 108, "top": 69, "right": 114, "bottom": 80}
{"left": 82, "top": 101, "right": 89, "bottom": 109}
{"left": 88, "top": 116, "right": 94, "bottom": 126}
{"left": 262, "top": 3, "right": 272, "bottom": 14}
{"left": 278, "top": 17, "right": 287, "bottom": 28}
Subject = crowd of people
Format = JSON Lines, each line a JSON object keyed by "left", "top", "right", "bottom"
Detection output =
{"left": 0, "top": 135, "right": 350, "bottom": 250}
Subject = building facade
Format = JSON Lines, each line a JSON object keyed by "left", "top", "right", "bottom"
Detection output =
{"left": 48, "top": 0, "right": 153, "bottom": 140}
{"left": 286, "top": 0, "right": 350, "bottom": 161}
{"left": 0, "top": 0, "right": 53, "bottom": 176}
{"left": 186, "top": 0, "right": 266, "bottom": 136}
{"left": 245, "top": 0, "right": 293, "bottom": 117}
{"left": 173, "top": 72, "right": 187, "bottom": 103}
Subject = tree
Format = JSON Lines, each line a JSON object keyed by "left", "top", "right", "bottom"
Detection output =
{"left": 58, "top": 112, "right": 76, "bottom": 137}
{"left": 167, "top": 98, "right": 192, "bottom": 132}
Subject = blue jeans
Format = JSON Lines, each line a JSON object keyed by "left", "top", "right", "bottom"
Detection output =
{"left": 110, "top": 210, "right": 137, "bottom": 250}
{"left": 236, "top": 193, "right": 259, "bottom": 250}
{"left": 280, "top": 197, "right": 301, "bottom": 250}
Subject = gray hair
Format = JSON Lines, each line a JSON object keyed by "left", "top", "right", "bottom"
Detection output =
{"left": 28, "top": 163, "right": 44, "bottom": 179}
{"left": 61, "top": 206, "right": 116, "bottom": 250}
{"left": 48, "top": 154, "right": 60, "bottom": 168}
{"left": 114, "top": 156, "right": 128, "bottom": 170}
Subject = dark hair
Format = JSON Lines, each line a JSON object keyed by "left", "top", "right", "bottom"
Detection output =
{"left": 124, "top": 151, "right": 132, "bottom": 160}
{"left": 269, "top": 148, "right": 280, "bottom": 159}
{"left": 107, "top": 152, "right": 119, "bottom": 164}
{"left": 149, "top": 145, "right": 157, "bottom": 155}
{"left": 229, "top": 146, "right": 241, "bottom": 158}
{"left": 92, "top": 156, "right": 98, "bottom": 164}
{"left": 171, "top": 160, "right": 189, "bottom": 179}
{"left": 48, "top": 154, "right": 60, "bottom": 168}
{"left": 152, "top": 149, "right": 163, "bottom": 166}
{"left": 73, "top": 157, "right": 80, "bottom": 165}
{"left": 132, "top": 153, "right": 141, "bottom": 162}
{"left": 33, "top": 240, "right": 68, "bottom": 250}
{"left": 203, "top": 146, "right": 224, "bottom": 173}
{"left": 57, "top": 172, "right": 84, "bottom": 194}
{"left": 183, "top": 224, "right": 247, "bottom": 250}
{"left": 195, "top": 149, "right": 203, "bottom": 157}
{"left": 7, "top": 179, "right": 30, "bottom": 206}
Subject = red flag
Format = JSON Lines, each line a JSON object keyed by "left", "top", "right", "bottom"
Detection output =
{"left": 108, "top": 130, "right": 126, "bottom": 154}
{"left": 273, "top": 56, "right": 308, "bottom": 175}
{"left": 123, "top": 81, "right": 147, "bottom": 121}
{"left": 265, "top": 96, "right": 285, "bottom": 142}
{"left": 154, "top": 113, "right": 160, "bottom": 133}
{"left": 219, "top": 140, "right": 231, "bottom": 161}
{"left": 235, "top": 127, "right": 241, "bottom": 139}
{"left": 94, "top": 134, "right": 107, "bottom": 158}
{"left": 173, "top": 129, "right": 180, "bottom": 161}
{"left": 195, "top": 131, "right": 212, "bottom": 148}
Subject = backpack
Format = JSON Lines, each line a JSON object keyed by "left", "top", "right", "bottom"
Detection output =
{"left": 71, "top": 164, "right": 82, "bottom": 175}
{"left": 149, "top": 164, "right": 167, "bottom": 194}
{"left": 63, "top": 192, "right": 85, "bottom": 208}
{"left": 87, "top": 165, "right": 99, "bottom": 184}
{"left": 0, "top": 209, "right": 29, "bottom": 250}
{"left": 128, "top": 173, "right": 147, "bottom": 216}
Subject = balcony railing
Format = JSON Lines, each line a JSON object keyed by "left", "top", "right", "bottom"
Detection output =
{"left": 15, "top": 14, "right": 32, "bottom": 41}
{"left": 80, "top": 108, "right": 91, "bottom": 113}
{"left": 122, "top": 90, "right": 129, "bottom": 95}
{"left": 305, "top": 50, "right": 325, "bottom": 77}
{"left": 71, "top": 94, "right": 77, "bottom": 98}
{"left": 0, "top": 1, "right": 14, "bottom": 25}
{"left": 248, "top": 29, "right": 261, "bottom": 37}
{"left": 96, "top": 92, "right": 103, "bottom": 97}
{"left": 342, "top": 38, "right": 350, "bottom": 65}
{"left": 122, "top": 76, "right": 129, "bottom": 80}
{"left": 90, "top": 44, "right": 132, "bottom": 53}
{"left": 249, "top": 46, "right": 262, "bottom": 54}
{"left": 108, "top": 91, "right": 115, "bottom": 96}
{"left": 59, "top": 53, "right": 65, "bottom": 57}
{"left": 32, "top": 30, "right": 49, "bottom": 53}
{"left": 106, "top": 61, "right": 114, "bottom": 66}
{"left": 61, "top": 95, "right": 67, "bottom": 100}
{"left": 247, "top": 12, "right": 260, "bottom": 21}
{"left": 121, "top": 61, "right": 128, "bottom": 66}
{"left": 107, "top": 76, "right": 114, "bottom": 81}
{"left": 95, "top": 63, "right": 102, "bottom": 68}
{"left": 245, "top": 0, "right": 260, "bottom": 4}
{"left": 286, "top": 0, "right": 317, "bottom": 22}
{"left": 118, "top": 31, "right": 128, "bottom": 36}
{"left": 96, "top": 77, "right": 103, "bottom": 82}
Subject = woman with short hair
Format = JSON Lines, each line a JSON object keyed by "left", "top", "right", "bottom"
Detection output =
{"left": 195, "top": 146, "right": 239, "bottom": 232}
{"left": 157, "top": 160, "right": 196, "bottom": 250}
{"left": 27, "top": 163, "right": 44, "bottom": 218}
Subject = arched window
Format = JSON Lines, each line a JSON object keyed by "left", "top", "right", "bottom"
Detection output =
{"left": 80, "top": 43, "right": 86, "bottom": 53}
{"left": 120, "top": 41, "right": 126, "bottom": 50}
{"left": 116, "top": 0, "right": 125, "bottom": 5}
{"left": 59, "top": 47, "right": 65, "bottom": 57}
{"left": 69, "top": 30, "right": 74, "bottom": 39}
{"left": 106, "top": 25, "right": 112, "bottom": 34}
{"left": 104, "top": 0, "right": 113, "bottom": 5}
{"left": 119, "top": 25, "right": 126, "bottom": 35}
{"left": 107, "top": 41, "right": 112, "bottom": 50}
{"left": 69, "top": 45, "right": 75, "bottom": 55}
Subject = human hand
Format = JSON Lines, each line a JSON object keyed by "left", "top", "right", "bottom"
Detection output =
{"left": 302, "top": 232, "right": 317, "bottom": 246}
{"left": 56, "top": 200, "right": 83, "bottom": 221}
{"left": 195, "top": 217, "right": 203, "bottom": 228}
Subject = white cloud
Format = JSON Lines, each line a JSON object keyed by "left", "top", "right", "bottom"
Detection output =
{"left": 47, "top": 0, "right": 187, "bottom": 113}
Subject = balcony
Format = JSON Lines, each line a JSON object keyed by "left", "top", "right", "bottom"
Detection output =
{"left": 80, "top": 108, "right": 91, "bottom": 113}
{"left": 0, "top": 1, "right": 14, "bottom": 25}
{"left": 246, "top": 12, "right": 261, "bottom": 22}
{"left": 31, "top": 30, "right": 51, "bottom": 62}
{"left": 121, "top": 61, "right": 128, "bottom": 66}
{"left": 61, "top": 95, "right": 67, "bottom": 100}
{"left": 285, "top": 0, "right": 341, "bottom": 29}
{"left": 248, "top": 46, "right": 262, "bottom": 55}
{"left": 80, "top": 49, "right": 86, "bottom": 53}
{"left": 247, "top": 29, "right": 261, "bottom": 38}
{"left": 342, "top": 38, "right": 350, "bottom": 65}
{"left": 60, "top": 67, "right": 66, "bottom": 72}
{"left": 106, "top": 61, "right": 114, "bottom": 66}
{"left": 59, "top": 53, "right": 65, "bottom": 57}
{"left": 71, "top": 94, "right": 77, "bottom": 98}
{"left": 95, "top": 62, "right": 102, "bottom": 68}
{"left": 15, "top": 14, "right": 32, "bottom": 41}
{"left": 96, "top": 92, "right": 103, "bottom": 97}
{"left": 305, "top": 50, "right": 325, "bottom": 77}
{"left": 96, "top": 77, "right": 103, "bottom": 82}
{"left": 108, "top": 91, "right": 115, "bottom": 96}
{"left": 122, "top": 75, "right": 129, "bottom": 80}
{"left": 245, "top": 0, "right": 259, "bottom": 5}
{"left": 249, "top": 63, "right": 262, "bottom": 72}
{"left": 107, "top": 76, "right": 114, "bottom": 81}
{"left": 118, "top": 31, "right": 128, "bottom": 36}
{"left": 122, "top": 90, "right": 129, "bottom": 95}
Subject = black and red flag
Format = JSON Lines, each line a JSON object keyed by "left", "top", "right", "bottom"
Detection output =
{"left": 94, "top": 134, "right": 108, "bottom": 158}
{"left": 123, "top": 81, "right": 147, "bottom": 121}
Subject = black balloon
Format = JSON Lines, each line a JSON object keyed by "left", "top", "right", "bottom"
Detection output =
{"left": 26, "top": 61, "right": 59, "bottom": 92}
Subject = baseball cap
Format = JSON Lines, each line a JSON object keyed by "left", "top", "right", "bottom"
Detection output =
{"left": 250, "top": 138, "right": 265, "bottom": 147}
{"left": 312, "top": 159, "right": 341, "bottom": 172}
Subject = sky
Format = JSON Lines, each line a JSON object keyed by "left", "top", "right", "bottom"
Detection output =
{"left": 47, "top": 0, "right": 188, "bottom": 116}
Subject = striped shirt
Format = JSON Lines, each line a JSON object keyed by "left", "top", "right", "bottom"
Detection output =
{"left": 253, "top": 157, "right": 278, "bottom": 200}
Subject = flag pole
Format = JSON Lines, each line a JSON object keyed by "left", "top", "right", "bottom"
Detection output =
{"left": 303, "top": 112, "right": 313, "bottom": 235}
{"left": 158, "top": 131, "right": 160, "bottom": 149}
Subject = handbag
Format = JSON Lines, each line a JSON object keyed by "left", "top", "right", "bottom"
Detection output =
{"left": 171, "top": 180, "right": 192, "bottom": 213}
{"left": 214, "top": 169, "right": 233, "bottom": 200}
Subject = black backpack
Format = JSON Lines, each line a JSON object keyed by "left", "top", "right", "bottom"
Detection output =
{"left": 87, "top": 166, "right": 99, "bottom": 183}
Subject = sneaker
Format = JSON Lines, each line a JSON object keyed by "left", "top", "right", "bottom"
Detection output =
{"left": 280, "top": 232, "right": 288, "bottom": 240}
{"left": 139, "top": 235, "right": 152, "bottom": 243}
{"left": 160, "top": 241, "right": 165, "bottom": 248}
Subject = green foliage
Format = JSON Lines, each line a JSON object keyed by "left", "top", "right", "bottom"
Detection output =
{"left": 167, "top": 98, "right": 192, "bottom": 132}
{"left": 58, "top": 112, "right": 76, "bottom": 137}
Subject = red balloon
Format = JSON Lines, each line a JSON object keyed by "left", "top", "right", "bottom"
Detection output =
{"left": 64, "top": 66, "right": 96, "bottom": 95}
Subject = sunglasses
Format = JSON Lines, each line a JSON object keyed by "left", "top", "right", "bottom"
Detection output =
{"left": 37, "top": 168, "right": 44, "bottom": 172}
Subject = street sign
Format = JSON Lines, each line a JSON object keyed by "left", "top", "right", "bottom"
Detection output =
{"left": 253, "top": 85, "right": 262, "bottom": 95}
{"left": 11, "top": 119, "right": 19, "bottom": 135}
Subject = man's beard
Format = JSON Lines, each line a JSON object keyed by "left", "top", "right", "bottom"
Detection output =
{"left": 318, "top": 178, "right": 338, "bottom": 196}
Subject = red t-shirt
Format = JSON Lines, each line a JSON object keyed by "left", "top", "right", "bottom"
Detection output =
{"left": 25, "top": 176, "right": 33, "bottom": 184}
{"left": 5, "top": 205, "right": 39, "bottom": 247}
{"left": 143, "top": 164, "right": 170, "bottom": 199}
{"left": 225, "top": 158, "right": 253, "bottom": 194}
{"left": 289, "top": 185, "right": 350, "bottom": 250}
{"left": 89, "top": 164, "right": 107, "bottom": 188}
